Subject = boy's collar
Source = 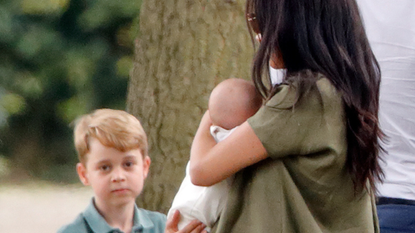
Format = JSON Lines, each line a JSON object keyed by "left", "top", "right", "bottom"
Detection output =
{"left": 83, "top": 199, "right": 114, "bottom": 232}
{"left": 83, "top": 198, "right": 154, "bottom": 232}
{"left": 134, "top": 205, "right": 155, "bottom": 230}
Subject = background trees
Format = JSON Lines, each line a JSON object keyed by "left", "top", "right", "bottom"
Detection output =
{"left": 0, "top": 0, "right": 254, "bottom": 214}
{"left": 127, "top": 0, "right": 252, "bottom": 212}
{"left": 0, "top": 0, "right": 141, "bottom": 181}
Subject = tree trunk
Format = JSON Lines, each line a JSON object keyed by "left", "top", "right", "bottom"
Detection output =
{"left": 127, "top": 0, "right": 252, "bottom": 213}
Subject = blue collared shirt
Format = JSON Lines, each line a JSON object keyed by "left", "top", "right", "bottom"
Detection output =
{"left": 57, "top": 199, "right": 166, "bottom": 233}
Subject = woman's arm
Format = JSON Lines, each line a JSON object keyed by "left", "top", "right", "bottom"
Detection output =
{"left": 189, "top": 111, "right": 268, "bottom": 186}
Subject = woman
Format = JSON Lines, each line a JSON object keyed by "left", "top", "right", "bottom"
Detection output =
{"left": 189, "top": 0, "right": 383, "bottom": 232}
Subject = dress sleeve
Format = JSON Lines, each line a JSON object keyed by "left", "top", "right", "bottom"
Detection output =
{"left": 248, "top": 81, "right": 336, "bottom": 159}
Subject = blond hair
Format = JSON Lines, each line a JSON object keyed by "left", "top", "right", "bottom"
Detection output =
{"left": 73, "top": 109, "right": 148, "bottom": 164}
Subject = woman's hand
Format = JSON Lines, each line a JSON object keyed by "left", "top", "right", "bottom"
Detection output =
{"left": 165, "top": 210, "right": 208, "bottom": 233}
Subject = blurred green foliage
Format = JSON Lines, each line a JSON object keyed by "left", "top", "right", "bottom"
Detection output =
{"left": 0, "top": 0, "right": 141, "bottom": 182}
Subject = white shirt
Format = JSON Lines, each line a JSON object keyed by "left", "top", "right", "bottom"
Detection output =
{"left": 358, "top": 0, "right": 415, "bottom": 199}
{"left": 167, "top": 126, "right": 234, "bottom": 232}
{"left": 270, "top": 66, "right": 285, "bottom": 85}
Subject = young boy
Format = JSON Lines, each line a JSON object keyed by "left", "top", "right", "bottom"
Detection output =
{"left": 167, "top": 78, "right": 263, "bottom": 232}
{"left": 58, "top": 109, "right": 166, "bottom": 233}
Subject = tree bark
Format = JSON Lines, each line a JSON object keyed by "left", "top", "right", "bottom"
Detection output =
{"left": 127, "top": 0, "right": 253, "bottom": 213}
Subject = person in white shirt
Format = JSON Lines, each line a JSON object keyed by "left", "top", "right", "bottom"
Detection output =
{"left": 167, "top": 78, "right": 262, "bottom": 232}
{"left": 358, "top": 1, "right": 415, "bottom": 232}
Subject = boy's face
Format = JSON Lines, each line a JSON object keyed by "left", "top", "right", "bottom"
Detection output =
{"left": 77, "top": 138, "right": 150, "bottom": 209}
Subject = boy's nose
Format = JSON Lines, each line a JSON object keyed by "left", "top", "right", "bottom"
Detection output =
{"left": 111, "top": 169, "right": 126, "bottom": 182}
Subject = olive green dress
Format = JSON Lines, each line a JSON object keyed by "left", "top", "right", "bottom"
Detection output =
{"left": 212, "top": 75, "right": 379, "bottom": 233}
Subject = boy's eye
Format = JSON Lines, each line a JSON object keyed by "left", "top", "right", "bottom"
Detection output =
{"left": 124, "top": 160, "right": 138, "bottom": 168}
{"left": 100, "top": 165, "right": 111, "bottom": 171}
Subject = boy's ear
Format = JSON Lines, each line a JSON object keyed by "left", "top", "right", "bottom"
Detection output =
{"left": 76, "top": 163, "right": 90, "bottom": 186}
{"left": 142, "top": 156, "right": 151, "bottom": 179}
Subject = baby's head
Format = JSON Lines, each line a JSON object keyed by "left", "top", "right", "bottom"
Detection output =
{"left": 208, "top": 78, "right": 262, "bottom": 130}
{"left": 73, "top": 108, "right": 148, "bottom": 165}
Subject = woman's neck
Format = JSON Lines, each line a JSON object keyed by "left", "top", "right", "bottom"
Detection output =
{"left": 270, "top": 52, "right": 285, "bottom": 69}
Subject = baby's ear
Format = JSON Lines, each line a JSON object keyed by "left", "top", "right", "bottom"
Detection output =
{"left": 76, "top": 163, "right": 90, "bottom": 186}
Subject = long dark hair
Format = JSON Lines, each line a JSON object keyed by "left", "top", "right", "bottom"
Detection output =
{"left": 246, "top": 0, "right": 384, "bottom": 192}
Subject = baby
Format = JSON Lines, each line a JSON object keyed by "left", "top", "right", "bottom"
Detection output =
{"left": 167, "top": 78, "right": 262, "bottom": 232}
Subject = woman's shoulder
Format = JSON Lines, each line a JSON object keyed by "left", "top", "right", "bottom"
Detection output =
{"left": 266, "top": 72, "right": 341, "bottom": 109}
{"left": 265, "top": 83, "right": 297, "bottom": 109}
{"left": 315, "top": 75, "right": 341, "bottom": 98}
